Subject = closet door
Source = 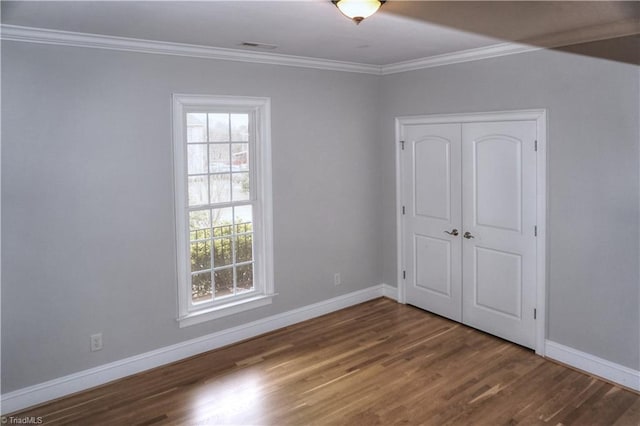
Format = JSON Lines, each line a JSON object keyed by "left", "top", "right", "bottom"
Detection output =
{"left": 461, "top": 121, "right": 537, "bottom": 348}
{"left": 403, "top": 123, "right": 462, "bottom": 322}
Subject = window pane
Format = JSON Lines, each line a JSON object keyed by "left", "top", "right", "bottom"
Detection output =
{"left": 190, "top": 241, "right": 211, "bottom": 271}
{"left": 189, "top": 210, "right": 211, "bottom": 239}
{"left": 231, "top": 143, "right": 249, "bottom": 171}
{"left": 232, "top": 173, "right": 250, "bottom": 201}
{"left": 214, "top": 268, "right": 234, "bottom": 298}
{"left": 187, "top": 113, "right": 206, "bottom": 142}
{"left": 187, "top": 144, "right": 208, "bottom": 175}
{"left": 236, "top": 264, "right": 254, "bottom": 293}
{"left": 208, "top": 113, "right": 229, "bottom": 142}
{"left": 214, "top": 238, "right": 233, "bottom": 267}
{"left": 210, "top": 174, "right": 231, "bottom": 204}
{"left": 209, "top": 144, "right": 230, "bottom": 173}
{"left": 212, "top": 207, "right": 233, "bottom": 236}
{"left": 234, "top": 205, "right": 252, "bottom": 231}
{"left": 236, "top": 234, "right": 253, "bottom": 263}
{"left": 188, "top": 176, "right": 208, "bottom": 206}
{"left": 230, "top": 114, "right": 249, "bottom": 142}
{"left": 192, "top": 272, "right": 212, "bottom": 302}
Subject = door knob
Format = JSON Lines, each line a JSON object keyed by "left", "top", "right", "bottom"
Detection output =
{"left": 463, "top": 231, "right": 475, "bottom": 239}
{"left": 444, "top": 229, "right": 459, "bottom": 236}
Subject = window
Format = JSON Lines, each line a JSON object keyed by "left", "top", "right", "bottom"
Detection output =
{"left": 173, "top": 95, "right": 274, "bottom": 327}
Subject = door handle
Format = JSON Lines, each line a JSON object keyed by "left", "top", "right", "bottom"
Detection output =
{"left": 444, "top": 229, "right": 459, "bottom": 236}
{"left": 463, "top": 232, "right": 475, "bottom": 239}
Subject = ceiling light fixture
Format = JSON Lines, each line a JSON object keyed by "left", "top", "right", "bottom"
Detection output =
{"left": 332, "top": 0, "right": 385, "bottom": 25}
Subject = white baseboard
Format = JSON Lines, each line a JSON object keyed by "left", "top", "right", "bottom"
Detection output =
{"left": 381, "top": 283, "right": 398, "bottom": 301}
{"left": 1, "top": 284, "right": 388, "bottom": 414}
{"left": 545, "top": 340, "right": 640, "bottom": 392}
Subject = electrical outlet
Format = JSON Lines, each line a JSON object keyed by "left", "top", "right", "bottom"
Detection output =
{"left": 90, "top": 333, "right": 103, "bottom": 352}
{"left": 334, "top": 273, "right": 341, "bottom": 286}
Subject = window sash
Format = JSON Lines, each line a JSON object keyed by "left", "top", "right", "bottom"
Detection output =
{"left": 186, "top": 204, "right": 257, "bottom": 304}
{"left": 183, "top": 110, "right": 256, "bottom": 309}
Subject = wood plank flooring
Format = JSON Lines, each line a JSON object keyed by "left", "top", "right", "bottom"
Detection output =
{"left": 8, "top": 298, "right": 640, "bottom": 425}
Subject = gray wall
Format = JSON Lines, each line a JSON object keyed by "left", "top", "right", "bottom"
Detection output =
{"left": 2, "top": 39, "right": 639, "bottom": 393}
{"left": 379, "top": 49, "right": 640, "bottom": 370}
{"left": 1, "top": 42, "right": 382, "bottom": 392}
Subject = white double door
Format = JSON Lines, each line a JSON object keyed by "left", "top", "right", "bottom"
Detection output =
{"left": 402, "top": 119, "right": 537, "bottom": 348}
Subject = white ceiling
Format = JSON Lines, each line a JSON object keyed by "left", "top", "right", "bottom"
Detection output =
{"left": 1, "top": 1, "right": 638, "bottom": 66}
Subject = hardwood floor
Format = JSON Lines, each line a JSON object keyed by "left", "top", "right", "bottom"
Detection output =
{"left": 9, "top": 298, "right": 640, "bottom": 425}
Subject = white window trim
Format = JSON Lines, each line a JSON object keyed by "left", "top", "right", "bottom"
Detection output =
{"left": 172, "top": 94, "right": 274, "bottom": 327}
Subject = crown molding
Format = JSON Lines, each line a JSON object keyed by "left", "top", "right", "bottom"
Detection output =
{"left": 1, "top": 24, "right": 546, "bottom": 75}
{"left": 0, "top": 25, "right": 383, "bottom": 75}
{"left": 380, "top": 42, "right": 540, "bottom": 75}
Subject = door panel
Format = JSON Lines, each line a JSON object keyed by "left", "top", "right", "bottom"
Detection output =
{"left": 475, "top": 247, "right": 522, "bottom": 318}
{"left": 415, "top": 139, "right": 451, "bottom": 220}
{"left": 475, "top": 137, "right": 522, "bottom": 232}
{"left": 403, "top": 123, "right": 462, "bottom": 322}
{"left": 415, "top": 235, "right": 451, "bottom": 296}
{"left": 462, "top": 121, "right": 537, "bottom": 348}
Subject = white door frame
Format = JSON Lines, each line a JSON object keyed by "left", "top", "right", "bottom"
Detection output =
{"left": 395, "top": 109, "right": 547, "bottom": 356}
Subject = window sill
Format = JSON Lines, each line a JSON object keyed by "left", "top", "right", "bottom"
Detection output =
{"left": 177, "top": 293, "right": 276, "bottom": 328}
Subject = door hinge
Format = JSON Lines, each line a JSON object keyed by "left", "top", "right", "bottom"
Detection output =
{"left": 402, "top": 206, "right": 406, "bottom": 215}
{"left": 534, "top": 140, "right": 538, "bottom": 151}
{"left": 403, "top": 270, "right": 406, "bottom": 279}
{"left": 400, "top": 140, "right": 405, "bottom": 150}
{"left": 534, "top": 225, "right": 538, "bottom": 236}
{"left": 534, "top": 308, "right": 537, "bottom": 319}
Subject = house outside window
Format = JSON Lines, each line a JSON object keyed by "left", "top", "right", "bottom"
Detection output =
{"left": 172, "top": 94, "right": 274, "bottom": 327}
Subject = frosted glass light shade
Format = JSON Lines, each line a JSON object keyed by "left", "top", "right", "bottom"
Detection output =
{"left": 335, "top": 0, "right": 383, "bottom": 24}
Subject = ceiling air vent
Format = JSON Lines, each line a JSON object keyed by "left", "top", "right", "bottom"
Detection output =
{"left": 239, "top": 42, "right": 278, "bottom": 50}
